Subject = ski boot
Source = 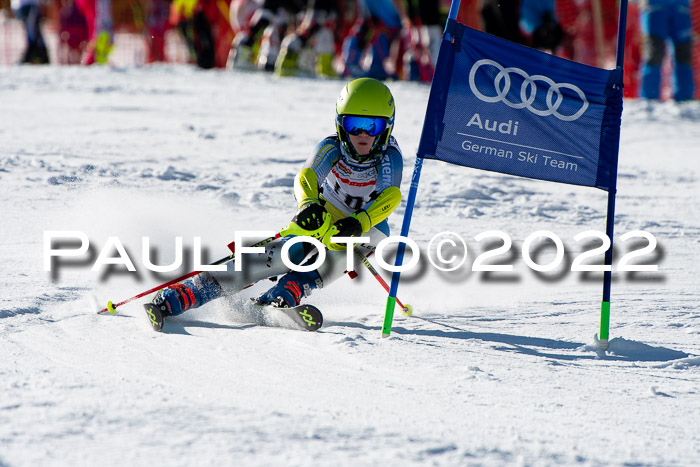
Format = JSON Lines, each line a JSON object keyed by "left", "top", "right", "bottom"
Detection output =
{"left": 143, "top": 273, "right": 221, "bottom": 331}
{"left": 252, "top": 271, "right": 324, "bottom": 331}
{"left": 254, "top": 270, "right": 322, "bottom": 308}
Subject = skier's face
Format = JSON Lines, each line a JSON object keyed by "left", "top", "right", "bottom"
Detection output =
{"left": 348, "top": 131, "right": 376, "bottom": 156}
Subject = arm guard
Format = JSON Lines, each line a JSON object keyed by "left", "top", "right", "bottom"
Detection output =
{"left": 294, "top": 167, "right": 319, "bottom": 208}
{"left": 354, "top": 186, "right": 402, "bottom": 233}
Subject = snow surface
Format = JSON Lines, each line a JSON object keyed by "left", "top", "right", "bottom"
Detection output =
{"left": 1, "top": 65, "right": 699, "bottom": 466}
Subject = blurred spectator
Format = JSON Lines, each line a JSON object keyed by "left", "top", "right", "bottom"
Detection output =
{"left": 640, "top": 0, "right": 695, "bottom": 101}
{"left": 205, "top": 0, "right": 235, "bottom": 68}
{"left": 552, "top": 0, "right": 578, "bottom": 62}
{"left": 57, "top": 0, "right": 89, "bottom": 65}
{"left": 693, "top": 0, "right": 700, "bottom": 99}
{"left": 145, "top": 0, "right": 170, "bottom": 62}
{"left": 228, "top": 0, "right": 302, "bottom": 71}
{"left": 6, "top": 0, "right": 691, "bottom": 97}
{"left": 481, "top": 0, "right": 526, "bottom": 45}
{"left": 74, "top": 0, "right": 95, "bottom": 62}
{"left": 556, "top": 0, "right": 618, "bottom": 67}
{"left": 274, "top": 0, "right": 338, "bottom": 77}
{"left": 401, "top": 0, "right": 444, "bottom": 82}
{"left": 11, "top": 0, "right": 49, "bottom": 63}
{"left": 229, "top": 0, "right": 259, "bottom": 35}
{"left": 171, "top": 0, "right": 216, "bottom": 68}
{"left": 340, "top": 0, "right": 407, "bottom": 80}
{"left": 456, "top": 0, "right": 483, "bottom": 29}
{"left": 74, "top": 0, "right": 114, "bottom": 65}
{"left": 624, "top": 0, "right": 643, "bottom": 97}
{"left": 519, "top": 0, "right": 563, "bottom": 52}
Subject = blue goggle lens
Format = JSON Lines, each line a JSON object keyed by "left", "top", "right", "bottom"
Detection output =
{"left": 342, "top": 116, "right": 387, "bottom": 137}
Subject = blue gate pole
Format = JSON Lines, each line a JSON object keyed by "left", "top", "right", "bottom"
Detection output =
{"left": 382, "top": 0, "right": 462, "bottom": 338}
{"left": 382, "top": 157, "right": 424, "bottom": 337}
{"left": 599, "top": 0, "right": 628, "bottom": 351}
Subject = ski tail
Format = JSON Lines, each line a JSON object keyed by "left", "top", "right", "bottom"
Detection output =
{"left": 143, "top": 303, "right": 167, "bottom": 332}
{"left": 282, "top": 304, "right": 323, "bottom": 331}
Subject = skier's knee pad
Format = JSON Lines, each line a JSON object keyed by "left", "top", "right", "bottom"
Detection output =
{"left": 645, "top": 36, "right": 666, "bottom": 66}
{"left": 674, "top": 41, "right": 692, "bottom": 66}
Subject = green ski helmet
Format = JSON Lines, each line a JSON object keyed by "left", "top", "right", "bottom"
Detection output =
{"left": 335, "top": 78, "right": 395, "bottom": 162}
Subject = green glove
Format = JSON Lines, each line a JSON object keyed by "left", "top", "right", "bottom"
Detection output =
{"left": 322, "top": 214, "right": 364, "bottom": 251}
{"left": 283, "top": 201, "right": 332, "bottom": 239}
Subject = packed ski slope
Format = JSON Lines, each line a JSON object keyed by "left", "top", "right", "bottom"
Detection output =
{"left": 1, "top": 65, "right": 699, "bottom": 466}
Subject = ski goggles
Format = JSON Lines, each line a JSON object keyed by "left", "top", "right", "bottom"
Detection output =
{"left": 341, "top": 115, "right": 388, "bottom": 137}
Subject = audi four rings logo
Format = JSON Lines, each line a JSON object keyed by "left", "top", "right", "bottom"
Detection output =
{"left": 468, "top": 59, "right": 589, "bottom": 121}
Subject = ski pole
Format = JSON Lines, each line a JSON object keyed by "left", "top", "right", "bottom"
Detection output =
{"left": 98, "top": 233, "right": 282, "bottom": 314}
{"left": 354, "top": 250, "right": 413, "bottom": 316}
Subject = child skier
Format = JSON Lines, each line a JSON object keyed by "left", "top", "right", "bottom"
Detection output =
{"left": 145, "top": 78, "right": 403, "bottom": 330}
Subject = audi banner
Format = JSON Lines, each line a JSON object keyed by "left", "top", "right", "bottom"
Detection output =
{"left": 417, "top": 21, "right": 623, "bottom": 191}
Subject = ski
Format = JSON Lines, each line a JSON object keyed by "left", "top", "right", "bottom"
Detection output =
{"left": 256, "top": 303, "right": 323, "bottom": 332}
{"left": 143, "top": 302, "right": 323, "bottom": 332}
{"left": 144, "top": 303, "right": 168, "bottom": 332}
